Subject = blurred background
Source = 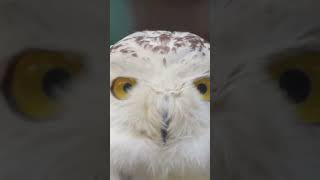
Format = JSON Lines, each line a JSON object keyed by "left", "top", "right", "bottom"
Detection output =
{"left": 110, "top": 0, "right": 209, "bottom": 45}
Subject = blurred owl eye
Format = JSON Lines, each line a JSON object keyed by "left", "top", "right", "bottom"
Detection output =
{"left": 111, "top": 77, "right": 137, "bottom": 100}
{"left": 194, "top": 77, "right": 210, "bottom": 101}
{"left": 2, "top": 49, "right": 84, "bottom": 121}
{"left": 268, "top": 52, "right": 320, "bottom": 124}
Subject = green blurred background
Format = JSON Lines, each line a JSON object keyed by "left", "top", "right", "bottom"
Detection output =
{"left": 110, "top": 0, "right": 209, "bottom": 45}
{"left": 110, "top": 0, "right": 133, "bottom": 45}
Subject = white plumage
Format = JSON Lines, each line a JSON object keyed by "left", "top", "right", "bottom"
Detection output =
{"left": 110, "top": 31, "right": 210, "bottom": 180}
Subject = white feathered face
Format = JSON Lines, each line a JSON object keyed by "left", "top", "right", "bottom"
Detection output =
{"left": 110, "top": 31, "right": 210, "bottom": 144}
{"left": 0, "top": 1, "right": 106, "bottom": 178}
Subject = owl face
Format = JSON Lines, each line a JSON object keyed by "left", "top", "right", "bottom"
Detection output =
{"left": 213, "top": 0, "right": 320, "bottom": 179}
{"left": 110, "top": 31, "right": 210, "bottom": 144}
{"left": 0, "top": 0, "right": 106, "bottom": 178}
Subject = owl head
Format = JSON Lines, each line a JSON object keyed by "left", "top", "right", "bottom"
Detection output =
{"left": 110, "top": 31, "right": 210, "bottom": 145}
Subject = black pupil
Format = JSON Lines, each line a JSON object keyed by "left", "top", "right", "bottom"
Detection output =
{"left": 123, "top": 83, "right": 132, "bottom": 93}
{"left": 197, "top": 83, "right": 207, "bottom": 94}
{"left": 42, "top": 68, "right": 71, "bottom": 98}
{"left": 279, "top": 69, "right": 311, "bottom": 103}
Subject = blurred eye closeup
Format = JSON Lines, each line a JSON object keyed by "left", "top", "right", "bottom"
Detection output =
{"left": 269, "top": 52, "right": 320, "bottom": 124}
{"left": 111, "top": 77, "right": 137, "bottom": 100}
{"left": 194, "top": 77, "right": 210, "bottom": 101}
{"left": 2, "top": 49, "right": 84, "bottom": 121}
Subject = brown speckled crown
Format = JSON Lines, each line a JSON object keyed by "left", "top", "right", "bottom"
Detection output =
{"left": 110, "top": 31, "right": 210, "bottom": 58}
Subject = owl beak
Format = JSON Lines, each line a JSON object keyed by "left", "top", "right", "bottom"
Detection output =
{"left": 158, "top": 94, "right": 172, "bottom": 143}
{"left": 161, "top": 111, "right": 170, "bottom": 144}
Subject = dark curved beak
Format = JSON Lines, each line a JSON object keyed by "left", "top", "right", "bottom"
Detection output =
{"left": 161, "top": 111, "right": 170, "bottom": 144}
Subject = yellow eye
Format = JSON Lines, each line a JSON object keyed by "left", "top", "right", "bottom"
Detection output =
{"left": 2, "top": 49, "right": 84, "bottom": 120}
{"left": 194, "top": 77, "right": 210, "bottom": 101}
{"left": 269, "top": 52, "right": 320, "bottom": 124}
{"left": 111, "top": 77, "right": 137, "bottom": 100}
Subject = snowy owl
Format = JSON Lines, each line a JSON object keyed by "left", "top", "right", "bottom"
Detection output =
{"left": 110, "top": 31, "right": 210, "bottom": 180}
{"left": 0, "top": 0, "right": 107, "bottom": 179}
{"left": 213, "top": 0, "right": 320, "bottom": 179}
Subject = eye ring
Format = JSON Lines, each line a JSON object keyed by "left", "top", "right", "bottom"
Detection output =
{"left": 193, "top": 77, "right": 210, "bottom": 101}
{"left": 111, "top": 77, "right": 137, "bottom": 100}
{"left": 1, "top": 48, "right": 84, "bottom": 121}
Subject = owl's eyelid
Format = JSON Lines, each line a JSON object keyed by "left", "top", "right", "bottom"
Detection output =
{"left": 190, "top": 76, "right": 210, "bottom": 83}
{"left": 111, "top": 76, "right": 138, "bottom": 82}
